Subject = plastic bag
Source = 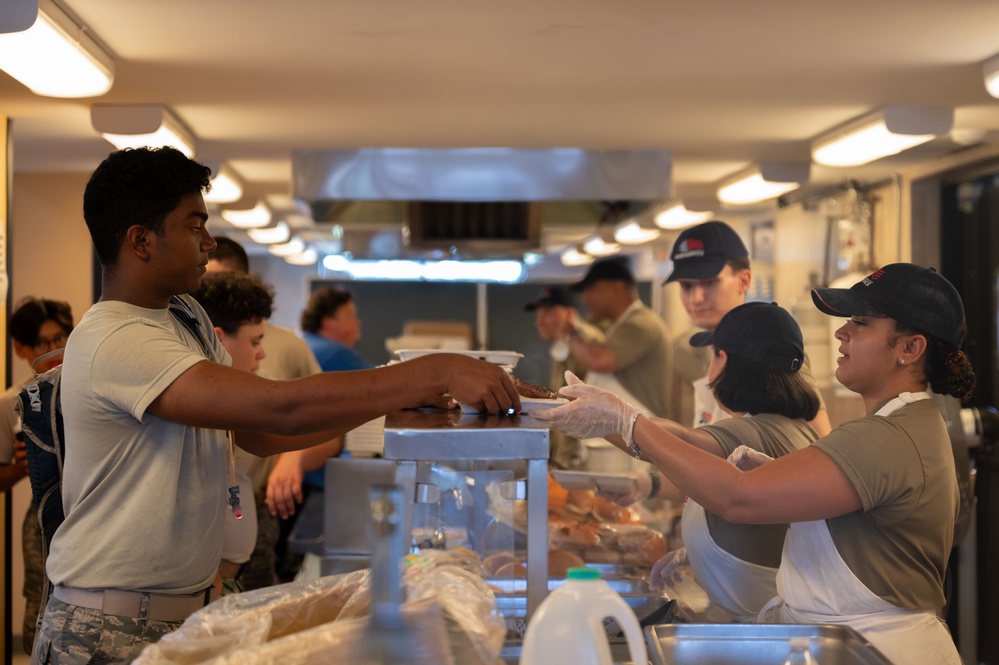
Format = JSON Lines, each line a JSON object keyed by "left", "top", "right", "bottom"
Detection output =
{"left": 647, "top": 548, "right": 732, "bottom": 624}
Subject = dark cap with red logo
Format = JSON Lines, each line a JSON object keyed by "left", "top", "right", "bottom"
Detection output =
{"left": 811, "top": 263, "right": 965, "bottom": 348}
{"left": 663, "top": 220, "right": 749, "bottom": 285}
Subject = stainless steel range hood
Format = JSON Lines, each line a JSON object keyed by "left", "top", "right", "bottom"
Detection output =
{"left": 291, "top": 148, "right": 672, "bottom": 260}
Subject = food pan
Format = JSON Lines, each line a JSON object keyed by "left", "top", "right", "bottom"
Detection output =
{"left": 645, "top": 623, "right": 893, "bottom": 665}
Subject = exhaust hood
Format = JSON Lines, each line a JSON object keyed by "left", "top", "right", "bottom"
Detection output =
{"left": 291, "top": 148, "right": 672, "bottom": 260}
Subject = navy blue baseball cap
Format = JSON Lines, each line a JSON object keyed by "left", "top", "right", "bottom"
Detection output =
{"left": 690, "top": 301, "right": 804, "bottom": 371}
{"left": 811, "top": 263, "right": 965, "bottom": 348}
{"left": 663, "top": 220, "right": 749, "bottom": 284}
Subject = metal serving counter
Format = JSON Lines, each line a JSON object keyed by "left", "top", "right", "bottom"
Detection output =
{"left": 382, "top": 408, "right": 550, "bottom": 619}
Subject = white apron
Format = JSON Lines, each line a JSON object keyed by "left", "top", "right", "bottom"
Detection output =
{"left": 584, "top": 302, "right": 655, "bottom": 472}
{"left": 681, "top": 498, "right": 780, "bottom": 623}
{"left": 759, "top": 392, "right": 963, "bottom": 665}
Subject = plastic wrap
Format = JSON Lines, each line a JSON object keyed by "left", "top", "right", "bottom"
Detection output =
{"left": 134, "top": 556, "right": 505, "bottom": 665}
{"left": 404, "top": 551, "right": 507, "bottom": 665}
{"left": 648, "top": 549, "right": 732, "bottom": 623}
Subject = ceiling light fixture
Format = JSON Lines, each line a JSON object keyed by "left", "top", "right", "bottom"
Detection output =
{"left": 985, "top": 53, "right": 999, "bottom": 98}
{"left": 284, "top": 249, "right": 318, "bottom": 266}
{"left": 204, "top": 164, "right": 244, "bottom": 204}
{"left": 246, "top": 221, "right": 290, "bottom": 245}
{"left": 92, "top": 104, "right": 195, "bottom": 157}
{"left": 716, "top": 162, "right": 809, "bottom": 205}
{"left": 267, "top": 237, "right": 306, "bottom": 257}
{"left": 0, "top": 0, "right": 114, "bottom": 97}
{"left": 613, "top": 220, "right": 661, "bottom": 245}
{"left": 220, "top": 202, "right": 271, "bottom": 229}
{"left": 582, "top": 236, "right": 620, "bottom": 256}
{"left": 811, "top": 107, "right": 954, "bottom": 167}
{"left": 560, "top": 246, "right": 593, "bottom": 267}
{"left": 653, "top": 202, "right": 714, "bottom": 230}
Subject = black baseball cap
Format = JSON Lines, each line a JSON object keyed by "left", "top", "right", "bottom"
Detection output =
{"left": 663, "top": 220, "right": 749, "bottom": 284}
{"left": 525, "top": 286, "right": 575, "bottom": 311}
{"left": 690, "top": 301, "right": 804, "bottom": 371}
{"left": 570, "top": 257, "right": 635, "bottom": 291}
{"left": 811, "top": 263, "right": 965, "bottom": 348}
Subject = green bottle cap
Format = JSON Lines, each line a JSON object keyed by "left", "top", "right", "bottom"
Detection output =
{"left": 566, "top": 567, "right": 601, "bottom": 580}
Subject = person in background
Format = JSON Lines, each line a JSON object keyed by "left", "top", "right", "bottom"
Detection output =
{"left": 189, "top": 271, "right": 274, "bottom": 594}
{"left": 564, "top": 257, "right": 672, "bottom": 420}
{"left": 1, "top": 297, "right": 73, "bottom": 654}
{"left": 525, "top": 285, "right": 604, "bottom": 390}
{"left": 525, "top": 285, "right": 604, "bottom": 469}
{"left": 536, "top": 263, "right": 972, "bottom": 664}
{"left": 205, "top": 236, "right": 324, "bottom": 590}
{"left": 206, "top": 237, "right": 322, "bottom": 380}
{"left": 299, "top": 286, "right": 372, "bottom": 372}
{"left": 663, "top": 220, "right": 831, "bottom": 436}
{"left": 265, "top": 286, "right": 371, "bottom": 581}
{"left": 34, "top": 146, "right": 518, "bottom": 664}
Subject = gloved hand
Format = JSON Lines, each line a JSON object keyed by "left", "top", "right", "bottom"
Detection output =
{"left": 727, "top": 445, "right": 774, "bottom": 472}
{"left": 596, "top": 470, "right": 651, "bottom": 506}
{"left": 649, "top": 547, "right": 689, "bottom": 593}
{"left": 531, "top": 372, "right": 642, "bottom": 445}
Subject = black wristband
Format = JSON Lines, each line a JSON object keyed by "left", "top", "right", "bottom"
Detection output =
{"left": 649, "top": 471, "right": 661, "bottom": 498}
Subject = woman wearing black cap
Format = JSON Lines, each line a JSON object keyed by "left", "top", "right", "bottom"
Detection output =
{"left": 616, "top": 301, "right": 821, "bottom": 622}
{"left": 534, "top": 263, "right": 973, "bottom": 665}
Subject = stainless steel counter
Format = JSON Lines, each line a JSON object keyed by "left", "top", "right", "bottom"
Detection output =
{"left": 383, "top": 408, "right": 551, "bottom": 620}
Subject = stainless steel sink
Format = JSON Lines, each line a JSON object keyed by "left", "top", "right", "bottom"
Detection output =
{"left": 645, "top": 624, "right": 893, "bottom": 665}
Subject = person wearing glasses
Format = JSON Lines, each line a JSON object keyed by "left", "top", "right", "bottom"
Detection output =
{"left": 1, "top": 297, "right": 74, "bottom": 654}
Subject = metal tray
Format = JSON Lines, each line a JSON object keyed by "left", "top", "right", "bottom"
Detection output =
{"left": 645, "top": 623, "right": 893, "bottom": 665}
{"left": 502, "top": 639, "right": 651, "bottom": 664}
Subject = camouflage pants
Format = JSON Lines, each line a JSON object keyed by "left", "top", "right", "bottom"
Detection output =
{"left": 31, "top": 598, "right": 179, "bottom": 664}
{"left": 23, "top": 503, "right": 46, "bottom": 654}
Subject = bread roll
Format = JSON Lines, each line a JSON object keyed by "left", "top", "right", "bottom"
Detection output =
{"left": 563, "top": 489, "right": 595, "bottom": 518}
{"left": 547, "top": 549, "right": 585, "bottom": 577}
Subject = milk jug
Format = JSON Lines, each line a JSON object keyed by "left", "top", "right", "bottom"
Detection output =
{"left": 520, "top": 567, "right": 647, "bottom": 665}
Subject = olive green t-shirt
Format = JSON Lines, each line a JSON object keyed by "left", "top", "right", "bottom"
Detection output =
{"left": 700, "top": 414, "right": 818, "bottom": 566}
{"left": 812, "top": 399, "right": 959, "bottom": 610}
{"left": 604, "top": 303, "right": 672, "bottom": 417}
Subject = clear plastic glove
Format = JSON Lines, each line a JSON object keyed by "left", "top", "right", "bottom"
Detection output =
{"left": 532, "top": 372, "right": 641, "bottom": 444}
{"left": 596, "top": 470, "right": 651, "bottom": 506}
{"left": 649, "top": 547, "right": 689, "bottom": 593}
{"left": 727, "top": 445, "right": 774, "bottom": 472}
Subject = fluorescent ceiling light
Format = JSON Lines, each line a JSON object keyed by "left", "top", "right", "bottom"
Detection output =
{"left": 654, "top": 202, "right": 714, "bottom": 230}
{"left": 811, "top": 107, "right": 953, "bottom": 167}
{"left": 582, "top": 236, "right": 620, "bottom": 256}
{"left": 560, "top": 247, "right": 593, "bottom": 267}
{"left": 204, "top": 164, "right": 244, "bottom": 204}
{"left": 0, "top": 0, "right": 114, "bottom": 97}
{"left": 92, "top": 104, "right": 195, "bottom": 157}
{"left": 319, "top": 257, "right": 525, "bottom": 282}
{"left": 284, "top": 249, "right": 318, "bottom": 266}
{"left": 267, "top": 237, "right": 306, "bottom": 257}
{"left": 246, "top": 221, "right": 290, "bottom": 245}
{"left": 717, "top": 162, "right": 809, "bottom": 205}
{"left": 220, "top": 202, "right": 271, "bottom": 229}
{"left": 985, "top": 54, "right": 999, "bottom": 98}
{"left": 614, "top": 221, "right": 661, "bottom": 245}
{"left": 422, "top": 260, "right": 524, "bottom": 283}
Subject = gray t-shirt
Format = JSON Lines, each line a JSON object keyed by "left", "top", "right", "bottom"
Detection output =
{"left": 813, "top": 399, "right": 959, "bottom": 610}
{"left": 48, "top": 296, "right": 232, "bottom": 594}
{"left": 604, "top": 303, "right": 672, "bottom": 418}
{"left": 700, "top": 414, "right": 818, "bottom": 566}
